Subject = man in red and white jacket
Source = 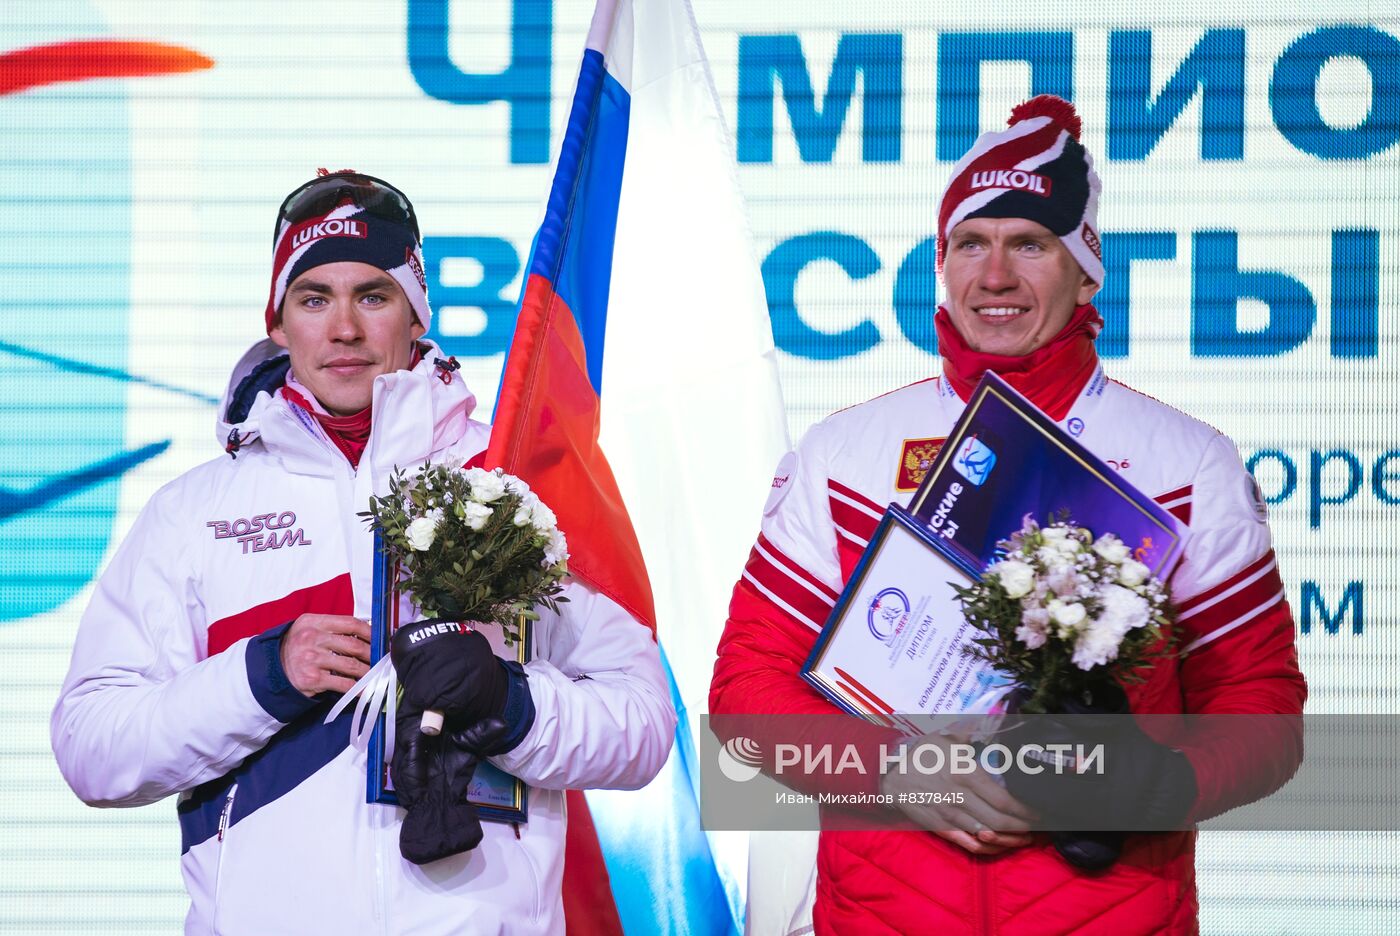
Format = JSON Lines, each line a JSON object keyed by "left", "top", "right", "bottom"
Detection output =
{"left": 710, "top": 98, "right": 1306, "bottom": 934}
{"left": 52, "top": 172, "right": 674, "bottom": 935}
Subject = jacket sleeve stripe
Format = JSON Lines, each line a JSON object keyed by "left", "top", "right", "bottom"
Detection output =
{"left": 1176, "top": 550, "right": 1286, "bottom": 653}
{"left": 746, "top": 550, "right": 837, "bottom": 627}
{"left": 827, "top": 481, "right": 883, "bottom": 552}
{"left": 755, "top": 532, "right": 840, "bottom": 602}
{"left": 1177, "top": 554, "right": 1279, "bottom": 622}
{"left": 834, "top": 525, "right": 871, "bottom": 550}
{"left": 1181, "top": 588, "right": 1287, "bottom": 655}
{"left": 742, "top": 540, "right": 838, "bottom": 630}
{"left": 828, "top": 480, "right": 884, "bottom": 520}
{"left": 829, "top": 500, "right": 876, "bottom": 534}
{"left": 1153, "top": 484, "right": 1193, "bottom": 525}
{"left": 1154, "top": 483, "right": 1193, "bottom": 506}
{"left": 743, "top": 542, "right": 836, "bottom": 627}
{"left": 828, "top": 490, "right": 881, "bottom": 548}
{"left": 1177, "top": 550, "right": 1277, "bottom": 614}
{"left": 740, "top": 569, "right": 824, "bottom": 633}
{"left": 1178, "top": 575, "right": 1285, "bottom": 644}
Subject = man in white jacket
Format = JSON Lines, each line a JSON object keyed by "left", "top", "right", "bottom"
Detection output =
{"left": 51, "top": 171, "right": 675, "bottom": 935}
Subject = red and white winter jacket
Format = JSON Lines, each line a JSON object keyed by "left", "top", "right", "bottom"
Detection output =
{"left": 52, "top": 339, "right": 675, "bottom": 935}
{"left": 711, "top": 365, "right": 1307, "bottom": 935}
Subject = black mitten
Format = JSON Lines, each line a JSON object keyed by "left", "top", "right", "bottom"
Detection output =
{"left": 997, "top": 684, "right": 1197, "bottom": 871}
{"left": 392, "top": 698, "right": 485, "bottom": 865}
{"left": 391, "top": 621, "right": 510, "bottom": 725}
{"left": 447, "top": 716, "right": 513, "bottom": 756}
{"left": 1000, "top": 715, "right": 1196, "bottom": 830}
{"left": 391, "top": 698, "right": 436, "bottom": 811}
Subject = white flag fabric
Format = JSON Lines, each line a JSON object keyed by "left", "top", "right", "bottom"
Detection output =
{"left": 574, "top": 0, "right": 791, "bottom": 929}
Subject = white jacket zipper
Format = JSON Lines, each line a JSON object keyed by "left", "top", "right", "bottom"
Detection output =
{"left": 216, "top": 783, "right": 237, "bottom": 843}
{"left": 211, "top": 783, "right": 238, "bottom": 934}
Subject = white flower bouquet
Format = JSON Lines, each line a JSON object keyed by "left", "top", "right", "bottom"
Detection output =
{"left": 361, "top": 463, "right": 570, "bottom": 645}
{"left": 955, "top": 515, "right": 1176, "bottom": 715}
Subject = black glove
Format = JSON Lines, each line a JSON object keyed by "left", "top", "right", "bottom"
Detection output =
{"left": 392, "top": 697, "right": 484, "bottom": 865}
{"left": 996, "top": 685, "right": 1197, "bottom": 871}
{"left": 998, "top": 713, "right": 1197, "bottom": 833}
{"left": 1049, "top": 831, "right": 1128, "bottom": 872}
{"left": 391, "top": 621, "right": 510, "bottom": 725}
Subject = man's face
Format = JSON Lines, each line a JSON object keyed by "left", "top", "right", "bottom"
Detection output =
{"left": 270, "top": 261, "right": 424, "bottom": 416}
{"left": 942, "top": 216, "right": 1099, "bottom": 357}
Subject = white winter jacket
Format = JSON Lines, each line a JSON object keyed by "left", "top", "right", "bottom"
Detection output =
{"left": 51, "top": 339, "right": 676, "bottom": 935}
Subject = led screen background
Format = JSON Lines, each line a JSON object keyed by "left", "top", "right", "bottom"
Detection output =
{"left": 1, "top": 0, "right": 1396, "bottom": 931}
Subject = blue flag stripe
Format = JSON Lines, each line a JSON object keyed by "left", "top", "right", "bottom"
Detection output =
{"left": 525, "top": 49, "right": 629, "bottom": 395}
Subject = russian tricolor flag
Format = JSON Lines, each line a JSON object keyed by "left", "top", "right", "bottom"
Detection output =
{"left": 485, "top": 0, "right": 789, "bottom": 932}
{"left": 485, "top": 16, "right": 654, "bottom": 643}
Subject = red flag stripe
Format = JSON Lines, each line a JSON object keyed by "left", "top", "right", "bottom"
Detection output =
{"left": 834, "top": 672, "right": 922, "bottom": 735}
{"left": 562, "top": 790, "right": 624, "bottom": 936}
{"left": 485, "top": 275, "right": 656, "bottom": 632}
{"left": 834, "top": 666, "right": 895, "bottom": 714}
{"left": 833, "top": 687, "right": 896, "bottom": 729}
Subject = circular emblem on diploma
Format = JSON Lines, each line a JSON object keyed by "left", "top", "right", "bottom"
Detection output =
{"left": 867, "top": 587, "right": 910, "bottom": 641}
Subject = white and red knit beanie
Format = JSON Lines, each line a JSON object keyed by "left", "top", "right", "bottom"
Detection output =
{"left": 264, "top": 202, "right": 429, "bottom": 333}
{"left": 937, "top": 95, "right": 1103, "bottom": 284}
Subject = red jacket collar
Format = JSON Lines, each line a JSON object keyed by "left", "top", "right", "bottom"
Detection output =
{"left": 935, "top": 304, "right": 1102, "bottom": 421}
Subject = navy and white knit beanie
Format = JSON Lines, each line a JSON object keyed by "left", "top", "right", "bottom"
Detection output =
{"left": 264, "top": 197, "right": 428, "bottom": 333}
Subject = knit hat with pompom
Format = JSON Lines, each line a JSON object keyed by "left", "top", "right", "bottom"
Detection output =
{"left": 937, "top": 95, "right": 1103, "bottom": 284}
